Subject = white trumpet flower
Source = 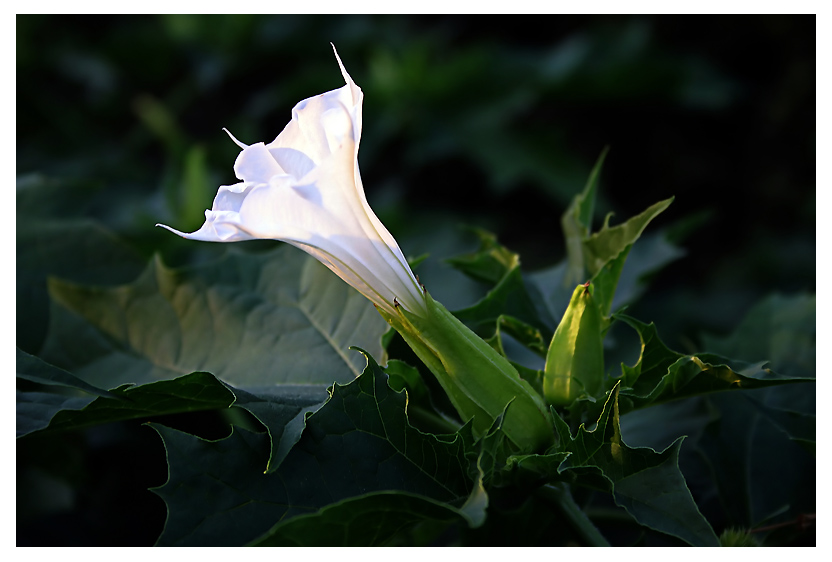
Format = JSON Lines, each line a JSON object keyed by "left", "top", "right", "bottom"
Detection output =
{"left": 158, "top": 46, "right": 555, "bottom": 453}
{"left": 157, "top": 45, "right": 425, "bottom": 317}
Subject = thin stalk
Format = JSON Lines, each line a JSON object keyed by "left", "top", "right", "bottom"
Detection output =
{"left": 537, "top": 483, "right": 611, "bottom": 547}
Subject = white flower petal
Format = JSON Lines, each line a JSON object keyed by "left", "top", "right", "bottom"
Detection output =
{"left": 157, "top": 46, "right": 426, "bottom": 317}
{"left": 233, "top": 142, "right": 285, "bottom": 183}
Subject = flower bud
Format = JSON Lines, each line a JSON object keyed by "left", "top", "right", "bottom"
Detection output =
{"left": 543, "top": 283, "right": 604, "bottom": 407}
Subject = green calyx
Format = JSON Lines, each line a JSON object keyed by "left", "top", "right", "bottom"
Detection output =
{"left": 543, "top": 283, "right": 604, "bottom": 407}
{"left": 378, "top": 291, "right": 555, "bottom": 454}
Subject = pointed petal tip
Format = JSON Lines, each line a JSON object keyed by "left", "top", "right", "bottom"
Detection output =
{"left": 223, "top": 127, "right": 248, "bottom": 149}
{"left": 331, "top": 43, "right": 352, "bottom": 86}
{"left": 156, "top": 223, "right": 189, "bottom": 237}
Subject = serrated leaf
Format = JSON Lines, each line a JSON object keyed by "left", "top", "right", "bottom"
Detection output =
{"left": 229, "top": 384, "right": 328, "bottom": 472}
{"left": 36, "top": 372, "right": 236, "bottom": 434}
{"left": 614, "top": 314, "right": 815, "bottom": 412}
{"left": 473, "top": 408, "right": 514, "bottom": 486}
{"left": 250, "top": 491, "right": 469, "bottom": 546}
{"left": 18, "top": 355, "right": 329, "bottom": 478}
{"left": 40, "top": 246, "right": 388, "bottom": 389}
{"left": 151, "top": 351, "right": 476, "bottom": 546}
{"left": 558, "top": 383, "right": 719, "bottom": 546}
{"left": 582, "top": 197, "right": 674, "bottom": 278}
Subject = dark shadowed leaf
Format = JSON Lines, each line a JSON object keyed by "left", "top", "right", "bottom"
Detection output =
{"left": 16, "top": 348, "right": 118, "bottom": 399}
{"left": 16, "top": 391, "right": 95, "bottom": 438}
{"left": 701, "top": 293, "right": 815, "bottom": 379}
{"left": 35, "top": 372, "right": 235, "bottom": 434}
{"left": 517, "top": 385, "right": 719, "bottom": 546}
{"left": 613, "top": 314, "right": 815, "bottom": 413}
{"left": 151, "top": 352, "right": 475, "bottom": 546}
{"left": 250, "top": 491, "right": 468, "bottom": 546}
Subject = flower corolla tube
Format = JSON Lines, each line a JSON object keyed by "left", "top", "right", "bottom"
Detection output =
{"left": 157, "top": 45, "right": 425, "bottom": 318}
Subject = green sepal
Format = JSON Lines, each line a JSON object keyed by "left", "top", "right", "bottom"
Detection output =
{"left": 543, "top": 283, "right": 604, "bottom": 407}
{"left": 378, "top": 291, "right": 555, "bottom": 454}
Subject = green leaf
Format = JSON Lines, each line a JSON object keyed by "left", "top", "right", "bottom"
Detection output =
{"left": 696, "top": 390, "right": 815, "bottom": 528}
{"left": 454, "top": 267, "right": 552, "bottom": 335}
{"left": 614, "top": 314, "right": 814, "bottom": 412}
{"left": 16, "top": 348, "right": 121, "bottom": 438}
{"left": 384, "top": 359, "right": 429, "bottom": 401}
{"left": 18, "top": 354, "right": 328, "bottom": 476}
{"left": 490, "top": 315, "right": 548, "bottom": 357}
{"left": 17, "top": 218, "right": 145, "bottom": 355}
{"left": 558, "top": 150, "right": 673, "bottom": 318}
{"left": 582, "top": 197, "right": 674, "bottom": 279}
{"left": 229, "top": 384, "right": 328, "bottom": 472}
{"left": 473, "top": 408, "right": 515, "bottom": 486}
{"left": 445, "top": 227, "right": 519, "bottom": 285}
{"left": 40, "top": 246, "right": 388, "bottom": 389}
{"left": 151, "top": 423, "right": 275, "bottom": 546}
{"left": 746, "top": 391, "right": 815, "bottom": 447}
{"left": 589, "top": 245, "right": 631, "bottom": 322}
{"left": 558, "top": 383, "right": 719, "bottom": 546}
{"left": 250, "top": 491, "right": 470, "bottom": 546}
{"left": 701, "top": 293, "right": 815, "bottom": 378}
{"left": 16, "top": 348, "right": 119, "bottom": 400}
{"left": 700, "top": 293, "right": 816, "bottom": 451}
{"left": 528, "top": 228, "right": 683, "bottom": 333}
{"left": 562, "top": 147, "right": 606, "bottom": 286}
{"left": 16, "top": 391, "right": 94, "bottom": 438}
{"left": 446, "top": 228, "right": 555, "bottom": 334}
{"left": 526, "top": 260, "right": 573, "bottom": 324}
{"left": 152, "top": 351, "right": 476, "bottom": 546}
{"left": 35, "top": 372, "right": 236, "bottom": 434}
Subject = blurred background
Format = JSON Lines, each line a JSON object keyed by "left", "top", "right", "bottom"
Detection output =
{"left": 17, "top": 15, "right": 815, "bottom": 545}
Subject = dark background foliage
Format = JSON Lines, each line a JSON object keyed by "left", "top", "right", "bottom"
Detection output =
{"left": 17, "top": 14, "right": 815, "bottom": 545}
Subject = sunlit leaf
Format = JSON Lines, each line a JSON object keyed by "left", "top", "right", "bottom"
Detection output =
{"left": 40, "top": 246, "right": 388, "bottom": 389}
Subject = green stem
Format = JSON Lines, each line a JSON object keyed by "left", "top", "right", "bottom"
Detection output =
{"left": 537, "top": 483, "right": 611, "bottom": 547}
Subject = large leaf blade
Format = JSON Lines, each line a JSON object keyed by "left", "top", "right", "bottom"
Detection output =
{"left": 152, "top": 351, "right": 476, "bottom": 546}
{"left": 40, "top": 246, "right": 388, "bottom": 389}
{"left": 614, "top": 314, "right": 815, "bottom": 412}
{"left": 559, "top": 384, "right": 718, "bottom": 546}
